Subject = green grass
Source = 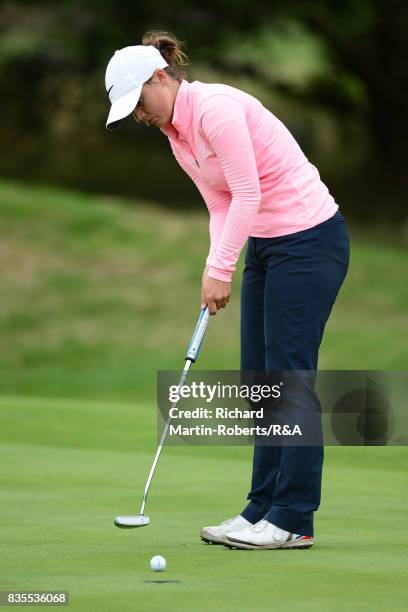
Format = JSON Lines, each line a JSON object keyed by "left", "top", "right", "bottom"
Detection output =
{"left": 1, "top": 396, "right": 407, "bottom": 611}
{"left": 0, "top": 178, "right": 407, "bottom": 402}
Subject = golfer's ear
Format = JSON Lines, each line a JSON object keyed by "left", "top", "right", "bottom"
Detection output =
{"left": 151, "top": 68, "right": 163, "bottom": 81}
{"left": 154, "top": 69, "right": 167, "bottom": 84}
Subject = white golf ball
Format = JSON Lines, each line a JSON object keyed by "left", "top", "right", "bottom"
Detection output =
{"left": 150, "top": 555, "right": 166, "bottom": 572}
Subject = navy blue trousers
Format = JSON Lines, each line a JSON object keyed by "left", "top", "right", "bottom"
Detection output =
{"left": 240, "top": 211, "right": 350, "bottom": 536}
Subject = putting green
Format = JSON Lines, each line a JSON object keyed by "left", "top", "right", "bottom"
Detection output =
{"left": 1, "top": 396, "right": 407, "bottom": 611}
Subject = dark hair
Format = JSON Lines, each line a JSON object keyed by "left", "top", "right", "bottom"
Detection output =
{"left": 142, "top": 30, "right": 189, "bottom": 81}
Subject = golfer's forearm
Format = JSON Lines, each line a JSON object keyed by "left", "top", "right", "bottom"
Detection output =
{"left": 206, "top": 207, "right": 229, "bottom": 266}
{"left": 207, "top": 193, "right": 261, "bottom": 282}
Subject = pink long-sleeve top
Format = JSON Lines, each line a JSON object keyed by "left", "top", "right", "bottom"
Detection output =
{"left": 161, "top": 79, "right": 338, "bottom": 283}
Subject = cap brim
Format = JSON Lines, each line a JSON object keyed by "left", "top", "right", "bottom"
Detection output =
{"left": 106, "top": 85, "right": 142, "bottom": 131}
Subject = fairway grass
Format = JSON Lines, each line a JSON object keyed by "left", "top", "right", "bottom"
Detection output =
{"left": 1, "top": 396, "right": 407, "bottom": 611}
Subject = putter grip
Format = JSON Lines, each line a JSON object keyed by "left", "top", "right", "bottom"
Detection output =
{"left": 185, "top": 307, "right": 210, "bottom": 362}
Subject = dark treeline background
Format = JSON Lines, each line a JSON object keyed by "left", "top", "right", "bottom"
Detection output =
{"left": 1, "top": 0, "right": 407, "bottom": 223}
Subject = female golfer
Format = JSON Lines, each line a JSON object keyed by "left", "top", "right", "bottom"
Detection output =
{"left": 105, "top": 32, "right": 350, "bottom": 549}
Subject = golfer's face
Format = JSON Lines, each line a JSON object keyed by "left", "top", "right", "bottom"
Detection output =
{"left": 133, "top": 79, "right": 173, "bottom": 128}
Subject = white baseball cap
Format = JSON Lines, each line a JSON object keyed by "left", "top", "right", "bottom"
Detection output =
{"left": 105, "top": 45, "right": 168, "bottom": 130}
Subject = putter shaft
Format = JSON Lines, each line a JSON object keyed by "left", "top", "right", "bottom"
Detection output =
{"left": 140, "top": 358, "right": 192, "bottom": 515}
{"left": 115, "top": 307, "right": 210, "bottom": 528}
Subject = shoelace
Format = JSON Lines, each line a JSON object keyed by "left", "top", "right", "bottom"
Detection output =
{"left": 253, "top": 519, "right": 269, "bottom": 533}
{"left": 253, "top": 520, "right": 289, "bottom": 541}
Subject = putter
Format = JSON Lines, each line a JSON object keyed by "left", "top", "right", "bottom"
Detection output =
{"left": 115, "top": 306, "right": 211, "bottom": 528}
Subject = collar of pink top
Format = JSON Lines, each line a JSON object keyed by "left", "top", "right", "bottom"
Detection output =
{"left": 160, "top": 79, "right": 191, "bottom": 142}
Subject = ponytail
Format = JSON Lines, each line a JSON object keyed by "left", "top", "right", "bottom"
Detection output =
{"left": 142, "top": 30, "right": 189, "bottom": 80}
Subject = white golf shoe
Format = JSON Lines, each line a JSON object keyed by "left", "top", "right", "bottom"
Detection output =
{"left": 200, "top": 515, "right": 253, "bottom": 544}
{"left": 224, "top": 519, "right": 314, "bottom": 549}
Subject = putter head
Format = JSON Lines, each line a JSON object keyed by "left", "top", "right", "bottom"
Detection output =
{"left": 114, "top": 515, "right": 150, "bottom": 529}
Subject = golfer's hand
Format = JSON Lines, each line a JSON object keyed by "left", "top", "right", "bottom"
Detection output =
{"left": 201, "top": 266, "right": 231, "bottom": 315}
